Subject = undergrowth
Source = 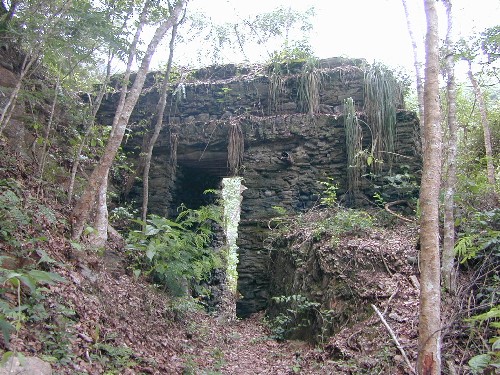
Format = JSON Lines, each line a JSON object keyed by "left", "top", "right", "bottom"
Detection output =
{"left": 125, "top": 202, "right": 224, "bottom": 297}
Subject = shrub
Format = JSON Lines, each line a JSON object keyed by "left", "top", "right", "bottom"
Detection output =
{"left": 126, "top": 204, "right": 223, "bottom": 296}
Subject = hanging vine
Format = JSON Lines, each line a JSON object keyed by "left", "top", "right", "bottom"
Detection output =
{"left": 227, "top": 120, "right": 244, "bottom": 175}
{"left": 268, "top": 61, "right": 286, "bottom": 115}
{"left": 344, "top": 97, "right": 363, "bottom": 200}
{"left": 169, "top": 130, "right": 178, "bottom": 174}
{"left": 364, "top": 63, "right": 401, "bottom": 172}
{"left": 297, "top": 58, "right": 323, "bottom": 116}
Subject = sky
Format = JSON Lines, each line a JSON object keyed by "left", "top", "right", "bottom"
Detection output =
{"left": 167, "top": 0, "right": 500, "bottom": 76}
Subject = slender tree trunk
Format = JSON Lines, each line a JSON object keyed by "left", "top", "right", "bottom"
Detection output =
{"left": 68, "top": 4, "right": 134, "bottom": 203}
{"left": 417, "top": 1, "right": 442, "bottom": 374}
{"left": 123, "top": 133, "right": 150, "bottom": 197}
{"left": 88, "top": 170, "right": 109, "bottom": 248}
{"left": 68, "top": 50, "right": 114, "bottom": 204}
{"left": 0, "top": 54, "right": 36, "bottom": 135}
{"left": 467, "top": 62, "right": 497, "bottom": 191}
{"left": 441, "top": 0, "right": 458, "bottom": 293}
{"left": 142, "top": 22, "right": 179, "bottom": 228}
{"left": 401, "top": 0, "right": 425, "bottom": 157}
{"left": 71, "top": 0, "right": 186, "bottom": 240}
{"left": 38, "top": 76, "right": 60, "bottom": 181}
{"left": 71, "top": 0, "right": 149, "bottom": 239}
{"left": 401, "top": 0, "right": 425, "bottom": 124}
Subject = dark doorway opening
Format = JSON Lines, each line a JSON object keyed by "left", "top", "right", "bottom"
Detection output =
{"left": 171, "top": 165, "right": 221, "bottom": 210}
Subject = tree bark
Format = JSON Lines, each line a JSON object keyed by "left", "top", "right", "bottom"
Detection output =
{"left": 401, "top": 0, "right": 425, "bottom": 126}
{"left": 417, "top": 1, "right": 442, "bottom": 374}
{"left": 68, "top": 49, "right": 114, "bottom": 204}
{"left": 441, "top": 0, "right": 458, "bottom": 294}
{"left": 0, "top": 54, "right": 36, "bottom": 135}
{"left": 88, "top": 171, "right": 109, "bottom": 248}
{"left": 71, "top": 0, "right": 150, "bottom": 239}
{"left": 467, "top": 62, "right": 497, "bottom": 191}
{"left": 71, "top": 0, "right": 187, "bottom": 240}
{"left": 142, "top": 21, "right": 179, "bottom": 228}
{"left": 38, "top": 76, "right": 60, "bottom": 181}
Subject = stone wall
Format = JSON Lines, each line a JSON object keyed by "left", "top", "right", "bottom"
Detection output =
{"left": 101, "top": 57, "right": 421, "bottom": 317}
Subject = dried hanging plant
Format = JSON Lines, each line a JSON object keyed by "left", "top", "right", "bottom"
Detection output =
{"left": 344, "top": 97, "right": 363, "bottom": 198}
{"left": 364, "top": 63, "right": 401, "bottom": 172}
{"left": 169, "top": 131, "right": 178, "bottom": 174}
{"left": 268, "top": 62, "right": 286, "bottom": 115}
{"left": 227, "top": 120, "right": 244, "bottom": 175}
{"left": 297, "top": 58, "right": 323, "bottom": 116}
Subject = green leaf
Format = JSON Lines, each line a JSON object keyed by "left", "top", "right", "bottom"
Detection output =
{"left": 132, "top": 269, "right": 141, "bottom": 280}
{"left": 17, "top": 275, "right": 37, "bottom": 293}
{"left": 36, "top": 249, "right": 58, "bottom": 265}
{"left": 491, "top": 337, "right": 500, "bottom": 350}
{"left": 83, "top": 226, "right": 95, "bottom": 235}
{"left": 39, "top": 355, "right": 58, "bottom": 363}
{"left": 17, "top": 352, "right": 26, "bottom": 366}
{"left": 27, "top": 270, "right": 66, "bottom": 284}
{"left": 70, "top": 241, "right": 82, "bottom": 251}
{"left": 145, "top": 247, "right": 156, "bottom": 261}
{"left": 0, "top": 320, "right": 15, "bottom": 345}
{"left": 469, "top": 354, "right": 492, "bottom": 373}
{"left": 144, "top": 225, "right": 160, "bottom": 236}
{"left": 467, "top": 305, "right": 500, "bottom": 322}
{"left": 3, "top": 274, "right": 21, "bottom": 288}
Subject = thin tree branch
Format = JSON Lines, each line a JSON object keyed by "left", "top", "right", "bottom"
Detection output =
{"left": 372, "top": 304, "right": 416, "bottom": 375}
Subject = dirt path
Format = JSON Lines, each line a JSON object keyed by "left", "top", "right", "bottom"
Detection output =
{"left": 181, "top": 312, "right": 317, "bottom": 375}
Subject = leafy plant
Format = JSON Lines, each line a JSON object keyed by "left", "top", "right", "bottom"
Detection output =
{"left": 319, "top": 177, "right": 338, "bottom": 207}
{"left": 126, "top": 203, "right": 223, "bottom": 296}
{"left": 91, "top": 339, "right": 137, "bottom": 374}
{"left": 0, "top": 179, "right": 30, "bottom": 245}
{"left": 455, "top": 230, "right": 500, "bottom": 263}
{"left": 109, "top": 204, "right": 138, "bottom": 230}
{"left": 38, "top": 302, "right": 77, "bottom": 366}
{"left": 267, "top": 294, "right": 321, "bottom": 341}
{"left": 466, "top": 305, "right": 500, "bottom": 374}
{"left": 0, "top": 259, "right": 66, "bottom": 347}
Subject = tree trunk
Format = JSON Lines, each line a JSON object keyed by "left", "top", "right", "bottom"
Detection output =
{"left": 467, "top": 62, "right": 497, "bottom": 191}
{"left": 401, "top": 0, "right": 425, "bottom": 124}
{"left": 417, "top": 1, "right": 442, "bottom": 374}
{"left": 71, "top": 0, "right": 187, "bottom": 240}
{"left": 38, "top": 76, "right": 59, "bottom": 182}
{"left": 0, "top": 54, "right": 36, "bottom": 135}
{"left": 68, "top": 50, "right": 114, "bottom": 204}
{"left": 142, "top": 22, "right": 179, "bottom": 228}
{"left": 441, "top": 0, "right": 458, "bottom": 294}
{"left": 71, "top": 0, "right": 150, "bottom": 239}
{"left": 88, "top": 171, "right": 109, "bottom": 248}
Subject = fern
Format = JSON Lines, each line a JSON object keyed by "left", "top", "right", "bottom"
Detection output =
{"left": 126, "top": 203, "right": 223, "bottom": 296}
{"left": 455, "top": 230, "right": 500, "bottom": 263}
{"left": 466, "top": 305, "right": 500, "bottom": 374}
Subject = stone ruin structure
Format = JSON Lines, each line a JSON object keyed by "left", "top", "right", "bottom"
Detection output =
{"left": 99, "top": 57, "right": 421, "bottom": 317}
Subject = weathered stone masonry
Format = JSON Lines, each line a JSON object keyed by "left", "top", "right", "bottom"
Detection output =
{"left": 99, "top": 57, "right": 421, "bottom": 317}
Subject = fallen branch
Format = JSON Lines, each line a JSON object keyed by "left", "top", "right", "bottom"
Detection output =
{"left": 384, "top": 200, "right": 414, "bottom": 223}
{"left": 383, "top": 287, "right": 399, "bottom": 315}
{"left": 371, "top": 304, "right": 416, "bottom": 374}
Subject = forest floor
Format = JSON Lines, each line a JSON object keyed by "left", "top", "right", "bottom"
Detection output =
{"left": 0, "top": 155, "right": 475, "bottom": 375}
{"left": 20, "top": 255, "right": 347, "bottom": 375}
{"left": 0, "top": 146, "right": 422, "bottom": 375}
{"left": 8, "top": 234, "right": 419, "bottom": 375}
